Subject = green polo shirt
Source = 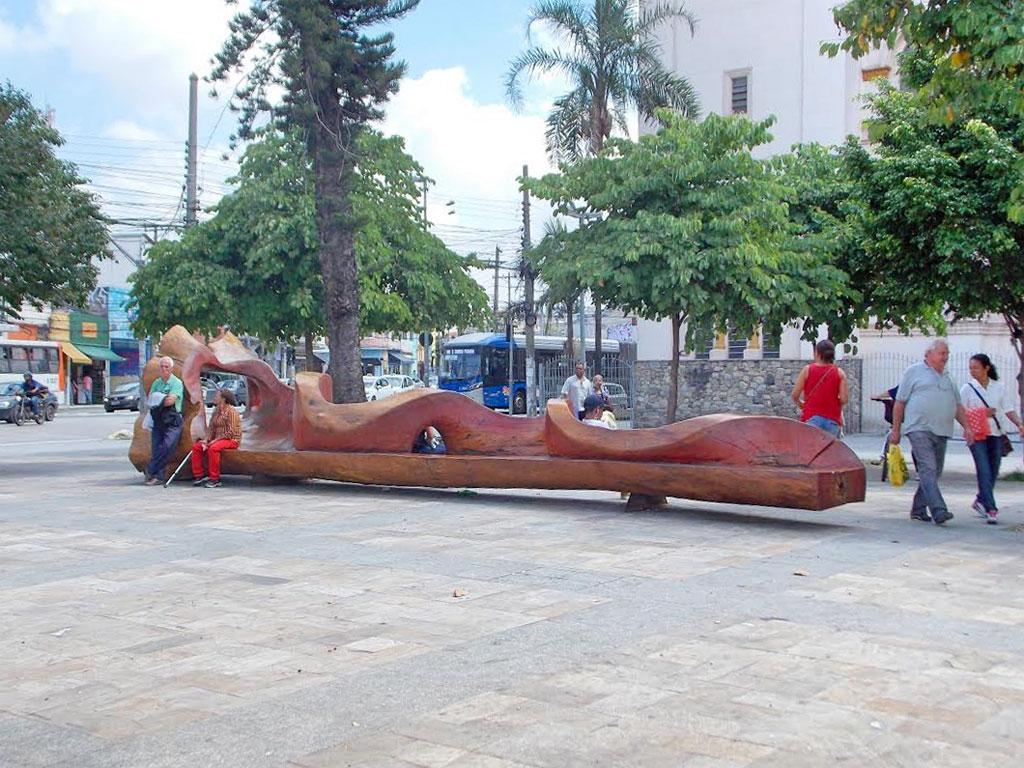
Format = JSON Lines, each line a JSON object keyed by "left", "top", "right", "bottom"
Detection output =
{"left": 150, "top": 374, "right": 184, "bottom": 413}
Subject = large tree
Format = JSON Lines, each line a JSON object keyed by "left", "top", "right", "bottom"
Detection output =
{"left": 0, "top": 83, "right": 108, "bottom": 319}
{"left": 506, "top": 0, "right": 700, "bottom": 377}
{"left": 837, "top": 84, "right": 1024, "bottom": 404}
{"left": 210, "top": 0, "right": 418, "bottom": 402}
{"left": 527, "top": 112, "right": 852, "bottom": 422}
{"left": 129, "top": 129, "right": 489, "bottom": 353}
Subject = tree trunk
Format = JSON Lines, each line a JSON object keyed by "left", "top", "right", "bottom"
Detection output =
{"left": 310, "top": 102, "right": 362, "bottom": 403}
{"left": 1005, "top": 312, "right": 1024, "bottom": 415}
{"left": 593, "top": 295, "right": 602, "bottom": 376}
{"left": 666, "top": 313, "right": 682, "bottom": 424}
{"left": 304, "top": 333, "right": 321, "bottom": 373}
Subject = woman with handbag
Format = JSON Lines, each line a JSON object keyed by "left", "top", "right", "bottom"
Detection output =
{"left": 961, "top": 354, "right": 1023, "bottom": 525}
{"left": 792, "top": 339, "right": 849, "bottom": 438}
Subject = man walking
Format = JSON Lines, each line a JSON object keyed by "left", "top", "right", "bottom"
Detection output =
{"left": 890, "top": 339, "right": 974, "bottom": 525}
{"left": 145, "top": 356, "right": 185, "bottom": 486}
{"left": 561, "top": 361, "right": 592, "bottom": 420}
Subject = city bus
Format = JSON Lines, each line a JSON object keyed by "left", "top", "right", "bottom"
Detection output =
{"left": 440, "top": 332, "right": 620, "bottom": 413}
{"left": 0, "top": 339, "right": 64, "bottom": 392}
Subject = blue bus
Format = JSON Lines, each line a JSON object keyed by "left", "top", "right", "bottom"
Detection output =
{"left": 439, "top": 332, "right": 620, "bottom": 413}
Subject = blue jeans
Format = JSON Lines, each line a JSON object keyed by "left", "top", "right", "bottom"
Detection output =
{"left": 806, "top": 415, "right": 841, "bottom": 437}
{"left": 147, "top": 416, "right": 184, "bottom": 481}
{"left": 969, "top": 436, "right": 1003, "bottom": 512}
{"left": 907, "top": 431, "right": 948, "bottom": 518}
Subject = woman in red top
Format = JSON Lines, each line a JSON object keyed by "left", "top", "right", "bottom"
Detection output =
{"left": 791, "top": 339, "right": 848, "bottom": 438}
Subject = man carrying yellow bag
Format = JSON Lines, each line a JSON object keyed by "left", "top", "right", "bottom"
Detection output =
{"left": 887, "top": 443, "right": 908, "bottom": 487}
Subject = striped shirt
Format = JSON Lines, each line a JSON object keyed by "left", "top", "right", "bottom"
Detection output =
{"left": 208, "top": 405, "right": 242, "bottom": 443}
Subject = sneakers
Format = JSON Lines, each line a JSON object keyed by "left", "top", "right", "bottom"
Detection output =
{"left": 204, "top": 479, "right": 221, "bottom": 488}
{"left": 143, "top": 477, "right": 161, "bottom": 487}
{"left": 971, "top": 499, "right": 986, "bottom": 518}
{"left": 932, "top": 511, "right": 954, "bottom": 526}
{"left": 986, "top": 509, "right": 998, "bottom": 525}
{"left": 910, "top": 511, "right": 932, "bottom": 522}
{"left": 192, "top": 475, "right": 208, "bottom": 487}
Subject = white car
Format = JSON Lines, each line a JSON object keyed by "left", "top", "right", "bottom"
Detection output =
{"left": 364, "top": 374, "right": 417, "bottom": 401}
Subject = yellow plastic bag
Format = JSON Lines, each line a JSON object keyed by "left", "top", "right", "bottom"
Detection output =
{"left": 887, "top": 443, "right": 908, "bottom": 487}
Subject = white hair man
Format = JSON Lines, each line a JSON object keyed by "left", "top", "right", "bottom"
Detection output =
{"left": 890, "top": 339, "right": 974, "bottom": 525}
{"left": 144, "top": 356, "right": 185, "bottom": 486}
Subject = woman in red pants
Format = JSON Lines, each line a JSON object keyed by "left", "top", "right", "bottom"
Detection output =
{"left": 191, "top": 388, "right": 242, "bottom": 488}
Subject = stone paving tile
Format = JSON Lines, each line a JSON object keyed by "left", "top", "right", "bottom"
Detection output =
{"left": 3, "top": 462, "right": 1024, "bottom": 766}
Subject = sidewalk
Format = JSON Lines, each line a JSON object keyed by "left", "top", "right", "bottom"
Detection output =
{"left": 844, "top": 431, "right": 1024, "bottom": 477}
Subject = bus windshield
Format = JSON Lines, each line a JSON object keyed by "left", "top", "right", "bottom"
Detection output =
{"left": 441, "top": 350, "right": 482, "bottom": 382}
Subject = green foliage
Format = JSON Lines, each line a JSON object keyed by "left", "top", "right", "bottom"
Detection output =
{"left": 129, "top": 129, "right": 489, "bottom": 340}
{"left": 0, "top": 82, "right": 108, "bottom": 318}
{"left": 837, "top": 84, "right": 1024, "bottom": 395}
{"left": 506, "top": 0, "right": 699, "bottom": 163}
{"left": 527, "top": 112, "right": 852, "bottom": 418}
{"left": 823, "top": 1, "right": 1024, "bottom": 117}
{"left": 529, "top": 112, "right": 850, "bottom": 349}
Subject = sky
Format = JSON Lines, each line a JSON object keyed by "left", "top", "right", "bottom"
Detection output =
{"left": 0, "top": 0, "right": 577, "bottom": 303}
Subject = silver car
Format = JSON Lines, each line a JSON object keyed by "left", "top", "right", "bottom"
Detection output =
{"left": 601, "top": 382, "right": 630, "bottom": 417}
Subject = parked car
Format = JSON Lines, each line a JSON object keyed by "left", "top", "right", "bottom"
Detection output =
{"left": 364, "top": 374, "right": 417, "bottom": 401}
{"left": 201, "top": 375, "right": 248, "bottom": 407}
{"left": 602, "top": 382, "right": 630, "bottom": 417}
{"left": 104, "top": 382, "right": 141, "bottom": 412}
{"left": 0, "top": 382, "right": 58, "bottom": 422}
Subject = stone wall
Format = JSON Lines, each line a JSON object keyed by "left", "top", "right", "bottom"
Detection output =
{"left": 633, "top": 359, "right": 863, "bottom": 432}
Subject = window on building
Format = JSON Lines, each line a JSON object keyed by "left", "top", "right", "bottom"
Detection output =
{"left": 730, "top": 74, "right": 748, "bottom": 115}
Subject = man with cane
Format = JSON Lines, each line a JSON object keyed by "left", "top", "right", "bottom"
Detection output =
{"left": 144, "top": 356, "right": 184, "bottom": 486}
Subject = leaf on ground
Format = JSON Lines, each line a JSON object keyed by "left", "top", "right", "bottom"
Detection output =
{"left": 792, "top": 569, "right": 810, "bottom": 577}
{"left": 452, "top": 589, "right": 468, "bottom": 598}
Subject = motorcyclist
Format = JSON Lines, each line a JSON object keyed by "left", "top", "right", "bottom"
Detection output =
{"left": 20, "top": 372, "right": 46, "bottom": 418}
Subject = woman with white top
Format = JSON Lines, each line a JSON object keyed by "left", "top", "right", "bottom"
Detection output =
{"left": 960, "top": 354, "right": 1024, "bottom": 524}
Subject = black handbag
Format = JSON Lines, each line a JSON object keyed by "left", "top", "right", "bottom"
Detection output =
{"left": 969, "top": 384, "right": 1014, "bottom": 457}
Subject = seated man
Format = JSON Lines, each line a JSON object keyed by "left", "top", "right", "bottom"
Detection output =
{"left": 412, "top": 426, "right": 446, "bottom": 454}
{"left": 191, "top": 388, "right": 242, "bottom": 488}
{"left": 581, "top": 394, "right": 615, "bottom": 429}
{"left": 20, "top": 372, "right": 46, "bottom": 417}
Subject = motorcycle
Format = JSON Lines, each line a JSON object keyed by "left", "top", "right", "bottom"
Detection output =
{"left": 11, "top": 392, "right": 45, "bottom": 426}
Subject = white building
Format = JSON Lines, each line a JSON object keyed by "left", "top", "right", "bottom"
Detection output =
{"left": 634, "top": 0, "right": 1020, "bottom": 428}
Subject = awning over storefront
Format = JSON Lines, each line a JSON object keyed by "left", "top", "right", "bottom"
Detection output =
{"left": 72, "top": 343, "right": 125, "bottom": 363}
{"left": 61, "top": 341, "right": 91, "bottom": 364}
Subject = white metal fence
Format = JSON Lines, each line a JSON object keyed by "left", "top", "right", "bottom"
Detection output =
{"left": 860, "top": 351, "right": 1021, "bottom": 433}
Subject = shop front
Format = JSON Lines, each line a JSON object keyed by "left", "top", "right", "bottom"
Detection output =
{"left": 49, "top": 311, "right": 125, "bottom": 405}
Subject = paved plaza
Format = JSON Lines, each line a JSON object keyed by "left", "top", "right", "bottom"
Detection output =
{"left": 2, "top": 413, "right": 1024, "bottom": 767}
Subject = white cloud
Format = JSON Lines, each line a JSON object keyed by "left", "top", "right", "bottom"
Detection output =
{"left": 382, "top": 66, "right": 565, "bottom": 303}
{"left": 5, "top": 0, "right": 236, "bottom": 120}
{"left": 384, "top": 66, "right": 554, "bottom": 226}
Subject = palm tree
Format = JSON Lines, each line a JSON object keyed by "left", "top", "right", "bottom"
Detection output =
{"left": 507, "top": 0, "right": 698, "bottom": 373}
{"left": 506, "top": 0, "right": 699, "bottom": 163}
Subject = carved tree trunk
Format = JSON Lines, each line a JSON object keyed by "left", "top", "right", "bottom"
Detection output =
{"left": 310, "top": 100, "right": 362, "bottom": 403}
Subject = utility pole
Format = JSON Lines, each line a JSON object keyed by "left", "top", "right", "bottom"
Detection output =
{"left": 506, "top": 274, "right": 514, "bottom": 411}
{"left": 185, "top": 73, "right": 199, "bottom": 228}
{"left": 521, "top": 164, "right": 537, "bottom": 417}
{"left": 493, "top": 245, "right": 501, "bottom": 332}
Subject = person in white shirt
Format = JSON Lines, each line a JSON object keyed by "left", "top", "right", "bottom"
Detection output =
{"left": 581, "top": 393, "right": 614, "bottom": 429}
{"left": 960, "top": 353, "right": 1024, "bottom": 524}
{"left": 561, "top": 362, "right": 592, "bottom": 420}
